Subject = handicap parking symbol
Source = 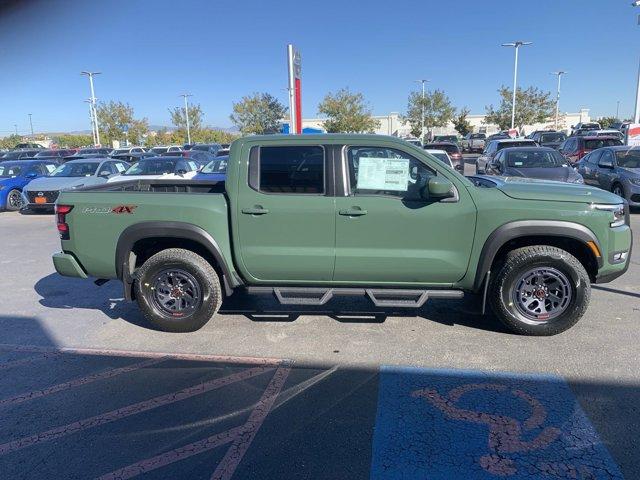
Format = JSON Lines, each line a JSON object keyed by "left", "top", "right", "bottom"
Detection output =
{"left": 371, "top": 366, "right": 623, "bottom": 479}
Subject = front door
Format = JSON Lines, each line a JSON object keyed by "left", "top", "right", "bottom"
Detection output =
{"left": 236, "top": 144, "right": 336, "bottom": 282}
{"left": 334, "top": 145, "right": 476, "bottom": 285}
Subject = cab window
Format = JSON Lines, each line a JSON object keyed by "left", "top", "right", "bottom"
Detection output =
{"left": 251, "top": 145, "right": 325, "bottom": 194}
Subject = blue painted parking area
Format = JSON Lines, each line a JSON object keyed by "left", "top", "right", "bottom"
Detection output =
{"left": 371, "top": 366, "right": 623, "bottom": 479}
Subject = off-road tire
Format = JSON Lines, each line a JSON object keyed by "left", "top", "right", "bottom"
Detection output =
{"left": 489, "top": 245, "right": 590, "bottom": 336}
{"left": 135, "top": 248, "right": 222, "bottom": 332}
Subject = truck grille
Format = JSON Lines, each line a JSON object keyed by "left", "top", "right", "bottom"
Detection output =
{"left": 27, "top": 190, "right": 59, "bottom": 204}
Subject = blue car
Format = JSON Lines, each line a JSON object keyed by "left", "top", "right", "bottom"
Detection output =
{"left": 192, "top": 155, "right": 228, "bottom": 182}
{"left": 0, "top": 160, "right": 58, "bottom": 211}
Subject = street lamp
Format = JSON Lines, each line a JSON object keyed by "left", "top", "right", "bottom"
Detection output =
{"left": 414, "top": 79, "right": 429, "bottom": 142}
{"left": 28, "top": 113, "right": 34, "bottom": 137}
{"left": 501, "top": 41, "right": 532, "bottom": 130}
{"left": 550, "top": 71, "right": 567, "bottom": 129}
{"left": 180, "top": 93, "right": 193, "bottom": 145}
{"left": 14, "top": 124, "right": 18, "bottom": 136}
{"left": 81, "top": 71, "right": 101, "bottom": 146}
{"left": 633, "top": 2, "right": 640, "bottom": 122}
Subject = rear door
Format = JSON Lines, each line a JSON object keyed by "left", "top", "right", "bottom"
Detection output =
{"left": 235, "top": 144, "right": 336, "bottom": 282}
{"left": 333, "top": 144, "right": 476, "bottom": 284}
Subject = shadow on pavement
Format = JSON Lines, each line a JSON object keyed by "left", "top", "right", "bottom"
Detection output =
{"left": 0, "top": 330, "right": 636, "bottom": 479}
{"left": 592, "top": 285, "right": 640, "bottom": 299}
{"left": 34, "top": 273, "right": 508, "bottom": 333}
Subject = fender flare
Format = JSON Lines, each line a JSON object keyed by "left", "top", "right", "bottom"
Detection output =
{"left": 473, "top": 220, "right": 602, "bottom": 292}
{"left": 115, "top": 221, "right": 239, "bottom": 299}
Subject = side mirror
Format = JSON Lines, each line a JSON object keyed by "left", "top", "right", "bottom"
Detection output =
{"left": 98, "top": 171, "right": 111, "bottom": 178}
{"left": 426, "top": 176, "right": 455, "bottom": 200}
{"left": 598, "top": 159, "right": 614, "bottom": 169}
{"left": 26, "top": 172, "right": 38, "bottom": 179}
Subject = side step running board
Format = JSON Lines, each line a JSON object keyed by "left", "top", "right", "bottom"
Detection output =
{"left": 246, "top": 287, "right": 463, "bottom": 308}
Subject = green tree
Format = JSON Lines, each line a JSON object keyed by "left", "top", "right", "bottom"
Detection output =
{"left": 403, "top": 89, "right": 455, "bottom": 140}
{"left": 452, "top": 107, "right": 472, "bottom": 137}
{"left": 169, "top": 103, "right": 204, "bottom": 142}
{"left": 96, "top": 101, "right": 149, "bottom": 147}
{"left": 318, "top": 88, "right": 380, "bottom": 133}
{"left": 0, "top": 134, "right": 23, "bottom": 150}
{"left": 52, "top": 134, "right": 93, "bottom": 148}
{"left": 230, "top": 93, "right": 287, "bottom": 135}
{"left": 484, "top": 86, "right": 555, "bottom": 131}
{"left": 597, "top": 116, "right": 619, "bottom": 129}
{"left": 191, "top": 128, "right": 239, "bottom": 144}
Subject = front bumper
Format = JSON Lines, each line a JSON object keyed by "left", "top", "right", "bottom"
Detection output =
{"left": 626, "top": 182, "right": 640, "bottom": 207}
{"left": 594, "top": 224, "right": 633, "bottom": 284}
{"left": 52, "top": 252, "right": 87, "bottom": 278}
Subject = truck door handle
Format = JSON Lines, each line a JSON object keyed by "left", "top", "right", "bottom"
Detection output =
{"left": 242, "top": 206, "right": 269, "bottom": 215}
{"left": 339, "top": 207, "right": 368, "bottom": 216}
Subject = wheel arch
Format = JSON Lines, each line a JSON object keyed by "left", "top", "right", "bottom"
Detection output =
{"left": 115, "top": 221, "right": 239, "bottom": 300}
{"left": 474, "top": 220, "right": 603, "bottom": 292}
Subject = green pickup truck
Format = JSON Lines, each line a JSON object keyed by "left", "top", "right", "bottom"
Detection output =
{"left": 52, "top": 134, "right": 632, "bottom": 335}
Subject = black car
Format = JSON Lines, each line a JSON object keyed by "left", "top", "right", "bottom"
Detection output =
{"left": 530, "top": 131, "right": 567, "bottom": 149}
{"left": 184, "top": 150, "right": 217, "bottom": 167}
{"left": 424, "top": 142, "right": 464, "bottom": 172}
{"left": 485, "top": 147, "right": 584, "bottom": 184}
{"left": 14, "top": 143, "right": 43, "bottom": 150}
{"left": 32, "top": 149, "right": 76, "bottom": 160}
{"left": 190, "top": 143, "right": 223, "bottom": 155}
{"left": 109, "top": 151, "right": 157, "bottom": 164}
{"left": 576, "top": 146, "right": 640, "bottom": 208}
{"left": 1, "top": 149, "right": 42, "bottom": 161}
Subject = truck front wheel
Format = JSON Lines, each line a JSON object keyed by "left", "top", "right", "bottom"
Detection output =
{"left": 489, "top": 245, "right": 590, "bottom": 336}
{"left": 135, "top": 248, "right": 222, "bottom": 332}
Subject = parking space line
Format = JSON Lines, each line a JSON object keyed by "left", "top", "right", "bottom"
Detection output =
{"left": 0, "top": 357, "right": 167, "bottom": 408}
{"left": 0, "top": 365, "right": 274, "bottom": 456}
{"left": 95, "top": 366, "right": 290, "bottom": 480}
{"left": 0, "top": 343, "right": 283, "bottom": 366}
{"left": 0, "top": 352, "right": 61, "bottom": 371}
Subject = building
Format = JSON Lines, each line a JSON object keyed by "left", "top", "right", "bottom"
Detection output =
{"left": 298, "top": 109, "right": 591, "bottom": 138}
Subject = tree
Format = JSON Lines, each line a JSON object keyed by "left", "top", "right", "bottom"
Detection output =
{"left": 452, "top": 107, "right": 472, "bottom": 137}
{"left": 484, "top": 86, "right": 555, "bottom": 131}
{"left": 0, "top": 134, "right": 23, "bottom": 150}
{"left": 96, "top": 101, "right": 149, "bottom": 146}
{"left": 598, "top": 116, "right": 619, "bottom": 129}
{"left": 317, "top": 88, "right": 380, "bottom": 133}
{"left": 169, "top": 103, "right": 204, "bottom": 142}
{"left": 230, "top": 93, "right": 287, "bottom": 135}
{"left": 403, "top": 89, "right": 455, "bottom": 140}
{"left": 52, "top": 134, "right": 93, "bottom": 148}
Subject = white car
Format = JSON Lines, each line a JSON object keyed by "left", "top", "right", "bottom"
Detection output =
{"left": 149, "top": 145, "right": 183, "bottom": 155}
{"left": 108, "top": 156, "right": 199, "bottom": 183}
{"left": 424, "top": 149, "right": 454, "bottom": 168}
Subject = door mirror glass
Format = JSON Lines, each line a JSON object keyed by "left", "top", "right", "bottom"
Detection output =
{"left": 98, "top": 170, "right": 111, "bottom": 177}
{"left": 426, "top": 176, "right": 455, "bottom": 200}
{"left": 598, "top": 158, "right": 614, "bottom": 169}
{"left": 26, "top": 172, "right": 38, "bottom": 178}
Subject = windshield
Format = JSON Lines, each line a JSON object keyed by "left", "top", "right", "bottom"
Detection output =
{"left": 151, "top": 147, "right": 168, "bottom": 154}
{"left": 50, "top": 162, "right": 98, "bottom": 177}
{"left": 0, "top": 163, "right": 25, "bottom": 177}
{"left": 540, "top": 133, "right": 566, "bottom": 143}
{"left": 201, "top": 158, "right": 228, "bottom": 174}
{"left": 429, "top": 153, "right": 452, "bottom": 166}
{"left": 585, "top": 139, "right": 623, "bottom": 150}
{"left": 497, "top": 141, "right": 536, "bottom": 151}
{"left": 615, "top": 150, "right": 640, "bottom": 168}
{"left": 506, "top": 150, "right": 566, "bottom": 168}
{"left": 124, "top": 159, "right": 178, "bottom": 175}
{"left": 34, "top": 150, "right": 62, "bottom": 157}
{"left": 428, "top": 144, "right": 458, "bottom": 154}
{"left": 471, "top": 134, "right": 486, "bottom": 139}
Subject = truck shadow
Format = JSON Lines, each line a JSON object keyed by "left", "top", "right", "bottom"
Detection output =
{"left": 33, "top": 273, "right": 508, "bottom": 333}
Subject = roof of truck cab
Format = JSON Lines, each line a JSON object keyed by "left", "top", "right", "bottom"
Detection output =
{"left": 233, "top": 134, "right": 410, "bottom": 143}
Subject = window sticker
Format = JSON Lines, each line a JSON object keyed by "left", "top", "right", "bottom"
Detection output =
{"left": 357, "top": 157, "right": 410, "bottom": 191}
{"left": 45, "top": 164, "right": 56, "bottom": 173}
{"left": 115, "top": 163, "right": 126, "bottom": 173}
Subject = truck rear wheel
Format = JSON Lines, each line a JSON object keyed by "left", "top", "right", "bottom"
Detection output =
{"left": 135, "top": 248, "right": 222, "bottom": 332}
{"left": 488, "top": 245, "right": 590, "bottom": 336}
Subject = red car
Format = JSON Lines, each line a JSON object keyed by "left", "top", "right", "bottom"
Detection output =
{"left": 558, "top": 136, "right": 622, "bottom": 164}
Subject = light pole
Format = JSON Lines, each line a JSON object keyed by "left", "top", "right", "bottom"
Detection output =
{"left": 616, "top": 100, "right": 620, "bottom": 120}
{"left": 502, "top": 41, "right": 532, "bottom": 130}
{"left": 84, "top": 100, "right": 97, "bottom": 145}
{"left": 414, "top": 79, "right": 429, "bottom": 142}
{"left": 28, "top": 113, "right": 34, "bottom": 137}
{"left": 14, "top": 124, "right": 18, "bottom": 136}
{"left": 180, "top": 93, "right": 193, "bottom": 145}
{"left": 550, "top": 71, "right": 567, "bottom": 129}
{"left": 81, "top": 71, "right": 101, "bottom": 145}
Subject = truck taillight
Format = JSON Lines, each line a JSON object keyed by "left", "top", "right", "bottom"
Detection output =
{"left": 56, "top": 204, "right": 73, "bottom": 240}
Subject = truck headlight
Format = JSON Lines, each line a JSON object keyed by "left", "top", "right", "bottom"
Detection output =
{"left": 593, "top": 203, "right": 625, "bottom": 228}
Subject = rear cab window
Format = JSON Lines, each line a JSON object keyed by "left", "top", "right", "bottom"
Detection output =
{"left": 249, "top": 145, "right": 325, "bottom": 194}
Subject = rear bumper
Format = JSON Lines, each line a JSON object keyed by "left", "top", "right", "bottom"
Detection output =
{"left": 52, "top": 252, "right": 87, "bottom": 278}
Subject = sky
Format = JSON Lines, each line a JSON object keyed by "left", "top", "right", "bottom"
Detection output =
{"left": 0, "top": 0, "right": 638, "bottom": 135}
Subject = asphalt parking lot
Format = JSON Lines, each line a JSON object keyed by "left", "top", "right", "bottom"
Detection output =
{"left": 1, "top": 182, "right": 639, "bottom": 479}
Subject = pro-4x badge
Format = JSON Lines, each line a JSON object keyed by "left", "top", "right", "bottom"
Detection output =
{"left": 111, "top": 205, "right": 137, "bottom": 214}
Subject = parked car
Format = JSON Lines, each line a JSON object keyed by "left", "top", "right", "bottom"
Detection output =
{"left": 22, "top": 158, "right": 129, "bottom": 212}
{"left": 0, "top": 160, "right": 58, "bottom": 211}
{"left": 424, "top": 149, "right": 454, "bottom": 168}
{"left": 32, "top": 149, "right": 76, "bottom": 160}
{"left": 110, "top": 147, "right": 146, "bottom": 156}
{"left": 1, "top": 149, "right": 42, "bottom": 160}
{"left": 486, "top": 133, "right": 511, "bottom": 143}
{"left": 571, "top": 122, "right": 600, "bottom": 136}
{"left": 433, "top": 135, "right": 459, "bottom": 144}
{"left": 530, "top": 131, "right": 567, "bottom": 149}
{"left": 192, "top": 155, "right": 229, "bottom": 182}
{"left": 477, "top": 139, "right": 538, "bottom": 173}
{"left": 52, "top": 134, "right": 632, "bottom": 336}
{"left": 576, "top": 146, "right": 640, "bottom": 207}
{"left": 109, "top": 151, "right": 157, "bottom": 164}
{"left": 216, "top": 148, "right": 230, "bottom": 157}
{"left": 461, "top": 133, "right": 486, "bottom": 153}
{"left": 74, "top": 147, "right": 113, "bottom": 156}
{"left": 583, "top": 129, "right": 625, "bottom": 141}
{"left": 13, "top": 143, "right": 44, "bottom": 150}
{"left": 190, "top": 143, "right": 223, "bottom": 155}
{"left": 183, "top": 150, "right": 217, "bottom": 167}
{"left": 107, "top": 156, "right": 198, "bottom": 183}
{"left": 424, "top": 142, "right": 464, "bottom": 172}
{"left": 149, "top": 145, "right": 183, "bottom": 155}
{"left": 484, "top": 147, "right": 584, "bottom": 183}
{"left": 558, "top": 136, "right": 623, "bottom": 164}
{"left": 403, "top": 138, "right": 423, "bottom": 147}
